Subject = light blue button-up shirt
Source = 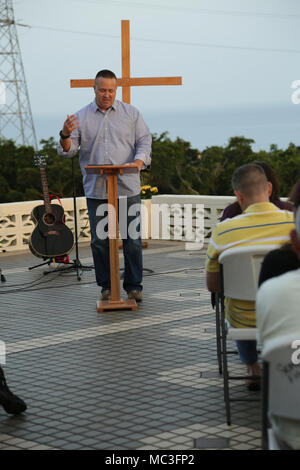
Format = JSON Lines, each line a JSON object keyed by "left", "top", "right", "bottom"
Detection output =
{"left": 57, "top": 99, "right": 152, "bottom": 199}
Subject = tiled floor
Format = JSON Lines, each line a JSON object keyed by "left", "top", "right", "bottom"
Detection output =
{"left": 0, "top": 240, "right": 261, "bottom": 450}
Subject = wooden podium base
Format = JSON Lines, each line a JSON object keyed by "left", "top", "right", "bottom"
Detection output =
{"left": 97, "top": 299, "right": 138, "bottom": 313}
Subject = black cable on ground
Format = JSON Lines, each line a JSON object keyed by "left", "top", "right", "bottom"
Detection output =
{"left": 0, "top": 266, "right": 204, "bottom": 295}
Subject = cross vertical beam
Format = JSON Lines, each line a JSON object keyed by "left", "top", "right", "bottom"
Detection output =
{"left": 121, "top": 19, "right": 130, "bottom": 104}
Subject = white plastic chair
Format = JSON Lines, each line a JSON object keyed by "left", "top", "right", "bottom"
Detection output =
{"left": 262, "top": 342, "right": 300, "bottom": 450}
{"left": 217, "top": 244, "right": 280, "bottom": 425}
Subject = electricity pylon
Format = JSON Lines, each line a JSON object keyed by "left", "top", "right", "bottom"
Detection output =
{"left": 0, "top": 0, "right": 38, "bottom": 149}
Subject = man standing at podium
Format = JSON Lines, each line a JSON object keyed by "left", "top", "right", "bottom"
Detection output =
{"left": 58, "top": 69, "right": 152, "bottom": 302}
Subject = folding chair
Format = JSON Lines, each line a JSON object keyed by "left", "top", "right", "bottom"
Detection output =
{"left": 262, "top": 342, "right": 300, "bottom": 450}
{"left": 217, "top": 244, "right": 279, "bottom": 425}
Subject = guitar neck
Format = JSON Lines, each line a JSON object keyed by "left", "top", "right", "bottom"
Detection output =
{"left": 40, "top": 168, "right": 52, "bottom": 213}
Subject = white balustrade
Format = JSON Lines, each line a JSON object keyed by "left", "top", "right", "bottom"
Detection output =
{"left": 2, "top": 194, "right": 284, "bottom": 253}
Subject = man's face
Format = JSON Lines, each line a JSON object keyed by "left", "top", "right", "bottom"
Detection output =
{"left": 94, "top": 77, "right": 117, "bottom": 110}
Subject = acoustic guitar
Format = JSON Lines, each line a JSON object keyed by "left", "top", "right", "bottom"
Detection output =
{"left": 29, "top": 154, "right": 74, "bottom": 259}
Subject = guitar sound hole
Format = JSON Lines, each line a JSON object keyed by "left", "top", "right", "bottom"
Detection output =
{"left": 43, "top": 213, "right": 55, "bottom": 225}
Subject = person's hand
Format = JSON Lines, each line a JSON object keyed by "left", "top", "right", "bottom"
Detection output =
{"left": 62, "top": 114, "right": 79, "bottom": 137}
{"left": 131, "top": 159, "right": 144, "bottom": 172}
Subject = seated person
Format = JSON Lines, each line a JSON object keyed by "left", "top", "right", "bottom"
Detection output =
{"left": 206, "top": 163, "right": 294, "bottom": 389}
{"left": 220, "top": 161, "right": 293, "bottom": 222}
{"left": 256, "top": 206, "right": 300, "bottom": 449}
{"left": 259, "top": 178, "right": 300, "bottom": 286}
{"left": 210, "top": 161, "right": 294, "bottom": 308}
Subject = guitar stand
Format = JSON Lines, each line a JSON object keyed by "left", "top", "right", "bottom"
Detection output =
{"left": 28, "top": 258, "right": 53, "bottom": 271}
{"left": 28, "top": 257, "right": 93, "bottom": 282}
{"left": 42, "top": 258, "right": 94, "bottom": 281}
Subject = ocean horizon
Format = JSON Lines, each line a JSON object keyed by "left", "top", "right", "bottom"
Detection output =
{"left": 3, "top": 103, "right": 300, "bottom": 153}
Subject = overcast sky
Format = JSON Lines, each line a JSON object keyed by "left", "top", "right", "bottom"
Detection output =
{"left": 7, "top": 0, "right": 300, "bottom": 150}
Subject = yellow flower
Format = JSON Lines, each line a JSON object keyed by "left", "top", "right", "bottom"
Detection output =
{"left": 140, "top": 184, "right": 159, "bottom": 198}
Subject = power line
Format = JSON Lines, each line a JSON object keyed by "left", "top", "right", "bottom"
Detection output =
{"left": 24, "top": 24, "right": 300, "bottom": 55}
{"left": 30, "top": 24, "right": 118, "bottom": 40}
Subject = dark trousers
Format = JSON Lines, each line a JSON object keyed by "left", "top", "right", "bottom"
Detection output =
{"left": 236, "top": 340, "right": 258, "bottom": 365}
{"left": 86, "top": 195, "right": 143, "bottom": 293}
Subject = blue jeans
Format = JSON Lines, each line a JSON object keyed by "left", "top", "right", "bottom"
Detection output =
{"left": 86, "top": 195, "right": 143, "bottom": 293}
{"left": 236, "top": 340, "right": 258, "bottom": 365}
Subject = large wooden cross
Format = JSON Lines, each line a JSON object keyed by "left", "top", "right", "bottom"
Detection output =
{"left": 70, "top": 19, "right": 182, "bottom": 103}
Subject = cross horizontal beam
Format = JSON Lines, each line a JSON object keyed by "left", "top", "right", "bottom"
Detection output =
{"left": 70, "top": 76, "right": 182, "bottom": 88}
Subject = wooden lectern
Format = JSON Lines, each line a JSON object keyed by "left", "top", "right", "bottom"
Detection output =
{"left": 85, "top": 164, "right": 139, "bottom": 312}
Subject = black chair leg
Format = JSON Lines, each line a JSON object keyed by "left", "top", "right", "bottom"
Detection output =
{"left": 261, "top": 361, "right": 269, "bottom": 449}
{"left": 222, "top": 336, "right": 231, "bottom": 425}
{"left": 215, "top": 294, "right": 223, "bottom": 375}
{"left": 220, "top": 297, "right": 231, "bottom": 425}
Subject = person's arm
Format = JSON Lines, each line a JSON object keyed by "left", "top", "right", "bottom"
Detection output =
{"left": 131, "top": 158, "right": 145, "bottom": 172}
{"left": 205, "top": 227, "right": 221, "bottom": 292}
{"left": 206, "top": 271, "right": 220, "bottom": 292}
{"left": 134, "top": 112, "right": 152, "bottom": 169}
{"left": 57, "top": 114, "right": 80, "bottom": 157}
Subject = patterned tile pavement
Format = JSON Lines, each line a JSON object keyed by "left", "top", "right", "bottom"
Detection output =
{"left": 0, "top": 241, "right": 262, "bottom": 450}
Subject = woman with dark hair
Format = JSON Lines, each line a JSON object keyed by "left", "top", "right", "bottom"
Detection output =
{"left": 258, "top": 177, "right": 300, "bottom": 286}
{"left": 220, "top": 161, "right": 293, "bottom": 222}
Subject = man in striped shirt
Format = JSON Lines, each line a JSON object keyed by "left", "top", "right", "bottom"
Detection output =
{"left": 205, "top": 163, "right": 294, "bottom": 383}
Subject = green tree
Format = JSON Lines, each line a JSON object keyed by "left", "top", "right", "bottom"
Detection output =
{"left": 143, "top": 132, "right": 201, "bottom": 195}
{"left": 1, "top": 134, "right": 300, "bottom": 202}
{"left": 0, "top": 137, "right": 83, "bottom": 203}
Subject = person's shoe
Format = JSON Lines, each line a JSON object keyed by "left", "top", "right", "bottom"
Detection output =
{"left": 128, "top": 290, "right": 143, "bottom": 302}
{"left": 246, "top": 361, "right": 261, "bottom": 391}
{"left": 101, "top": 290, "right": 111, "bottom": 301}
{"left": 0, "top": 368, "right": 27, "bottom": 415}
